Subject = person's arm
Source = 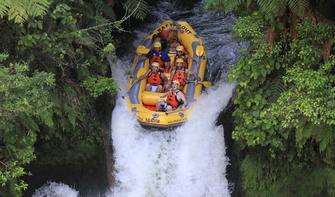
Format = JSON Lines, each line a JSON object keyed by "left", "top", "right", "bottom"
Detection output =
{"left": 161, "top": 73, "right": 169, "bottom": 84}
{"left": 170, "top": 69, "right": 176, "bottom": 81}
{"left": 187, "top": 70, "right": 197, "bottom": 81}
{"left": 178, "top": 92, "right": 187, "bottom": 109}
{"left": 160, "top": 92, "right": 168, "bottom": 98}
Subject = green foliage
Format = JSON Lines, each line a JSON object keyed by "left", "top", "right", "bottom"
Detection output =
{"left": 82, "top": 76, "right": 118, "bottom": 98}
{"left": 124, "top": 0, "right": 149, "bottom": 20}
{"left": 233, "top": 12, "right": 264, "bottom": 42}
{"left": 240, "top": 153, "right": 335, "bottom": 197}
{"left": 0, "top": 0, "right": 128, "bottom": 195}
{"left": 0, "top": 0, "right": 50, "bottom": 23}
{"left": 229, "top": 13, "right": 335, "bottom": 195}
{"left": 0, "top": 56, "right": 54, "bottom": 196}
{"left": 205, "top": 0, "right": 309, "bottom": 19}
{"left": 102, "top": 43, "right": 117, "bottom": 61}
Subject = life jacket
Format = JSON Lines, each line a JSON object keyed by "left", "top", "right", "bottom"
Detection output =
{"left": 147, "top": 71, "right": 163, "bottom": 86}
{"left": 167, "top": 90, "right": 182, "bottom": 108}
{"left": 159, "top": 29, "right": 170, "bottom": 40}
{"left": 175, "top": 54, "right": 188, "bottom": 68}
{"left": 172, "top": 70, "right": 186, "bottom": 86}
{"left": 150, "top": 53, "right": 164, "bottom": 66}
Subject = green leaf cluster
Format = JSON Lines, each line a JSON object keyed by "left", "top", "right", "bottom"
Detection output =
{"left": 234, "top": 12, "right": 264, "bottom": 42}
{"left": 82, "top": 76, "right": 118, "bottom": 98}
{"left": 0, "top": 56, "right": 54, "bottom": 197}
{"left": 205, "top": 0, "right": 310, "bottom": 19}
{"left": 229, "top": 13, "right": 335, "bottom": 196}
{"left": 0, "top": 0, "right": 127, "bottom": 195}
{"left": 0, "top": 0, "right": 50, "bottom": 23}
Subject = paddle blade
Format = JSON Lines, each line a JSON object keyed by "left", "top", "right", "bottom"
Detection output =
{"left": 201, "top": 81, "right": 212, "bottom": 88}
{"left": 196, "top": 45, "right": 204, "bottom": 57}
{"left": 136, "top": 45, "right": 150, "bottom": 55}
{"left": 137, "top": 67, "right": 147, "bottom": 78}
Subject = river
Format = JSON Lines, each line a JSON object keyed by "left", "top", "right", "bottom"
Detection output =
{"left": 33, "top": 0, "right": 245, "bottom": 196}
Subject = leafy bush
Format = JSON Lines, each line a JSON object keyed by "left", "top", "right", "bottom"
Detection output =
{"left": 82, "top": 76, "right": 118, "bottom": 98}
{"left": 230, "top": 15, "right": 335, "bottom": 195}
{"left": 0, "top": 0, "right": 121, "bottom": 195}
{"left": 234, "top": 12, "right": 265, "bottom": 42}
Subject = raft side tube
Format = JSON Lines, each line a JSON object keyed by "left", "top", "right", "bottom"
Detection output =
{"left": 129, "top": 59, "right": 146, "bottom": 104}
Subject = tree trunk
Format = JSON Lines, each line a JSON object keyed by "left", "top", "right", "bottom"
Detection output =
{"left": 106, "top": 0, "right": 114, "bottom": 6}
{"left": 322, "top": 38, "right": 334, "bottom": 61}
{"left": 267, "top": 27, "right": 276, "bottom": 48}
{"left": 290, "top": 13, "right": 298, "bottom": 39}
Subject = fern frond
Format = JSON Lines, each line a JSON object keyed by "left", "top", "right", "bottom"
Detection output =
{"left": 256, "top": 0, "right": 282, "bottom": 17}
{"left": 124, "top": 0, "right": 149, "bottom": 20}
{"left": 224, "top": 0, "right": 245, "bottom": 12}
{"left": 7, "top": 0, "right": 27, "bottom": 23}
{"left": 0, "top": 0, "right": 10, "bottom": 18}
{"left": 287, "top": 0, "right": 309, "bottom": 17}
{"left": 1, "top": 0, "right": 50, "bottom": 23}
{"left": 266, "top": 69, "right": 286, "bottom": 103}
{"left": 25, "top": 0, "right": 50, "bottom": 18}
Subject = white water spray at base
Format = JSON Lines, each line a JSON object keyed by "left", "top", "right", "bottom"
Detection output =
{"left": 109, "top": 60, "right": 234, "bottom": 197}
{"left": 32, "top": 182, "right": 79, "bottom": 197}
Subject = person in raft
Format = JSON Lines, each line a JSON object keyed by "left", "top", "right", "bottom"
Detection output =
{"left": 152, "top": 33, "right": 168, "bottom": 50}
{"left": 169, "top": 58, "right": 196, "bottom": 89}
{"left": 175, "top": 45, "right": 188, "bottom": 65}
{"left": 156, "top": 80, "right": 187, "bottom": 112}
{"left": 146, "top": 41, "right": 170, "bottom": 72}
{"left": 136, "top": 62, "right": 168, "bottom": 93}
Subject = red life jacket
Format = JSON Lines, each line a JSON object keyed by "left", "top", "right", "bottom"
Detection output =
{"left": 167, "top": 90, "right": 182, "bottom": 108}
{"left": 172, "top": 70, "right": 186, "bottom": 86}
{"left": 159, "top": 29, "right": 170, "bottom": 40}
{"left": 147, "top": 71, "right": 163, "bottom": 86}
{"left": 150, "top": 54, "right": 164, "bottom": 66}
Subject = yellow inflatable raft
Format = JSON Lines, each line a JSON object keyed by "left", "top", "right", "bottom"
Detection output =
{"left": 126, "top": 20, "right": 208, "bottom": 128}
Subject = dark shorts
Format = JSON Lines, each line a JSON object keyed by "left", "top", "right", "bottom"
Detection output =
{"left": 159, "top": 102, "right": 169, "bottom": 111}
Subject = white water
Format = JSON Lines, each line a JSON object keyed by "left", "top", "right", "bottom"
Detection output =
{"left": 32, "top": 182, "right": 79, "bottom": 197}
{"left": 109, "top": 60, "right": 234, "bottom": 197}
{"left": 32, "top": 0, "right": 245, "bottom": 195}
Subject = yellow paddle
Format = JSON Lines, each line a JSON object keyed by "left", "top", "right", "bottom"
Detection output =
{"left": 199, "top": 81, "right": 212, "bottom": 88}
{"left": 195, "top": 45, "right": 204, "bottom": 57}
{"left": 136, "top": 45, "right": 150, "bottom": 55}
{"left": 187, "top": 80, "right": 212, "bottom": 88}
{"left": 122, "top": 68, "right": 148, "bottom": 99}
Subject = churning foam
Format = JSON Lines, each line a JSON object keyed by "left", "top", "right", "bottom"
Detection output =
{"left": 109, "top": 60, "right": 234, "bottom": 197}
{"left": 32, "top": 182, "right": 79, "bottom": 197}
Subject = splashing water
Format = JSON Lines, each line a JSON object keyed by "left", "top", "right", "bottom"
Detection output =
{"left": 32, "top": 182, "right": 79, "bottom": 197}
{"left": 109, "top": 54, "right": 234, "bottom": 197}
{"left": 33, "top": 0, "right": 245, "bottom": 196}
{"left": 108, "top": 1, "right": 245, "bottom": 196}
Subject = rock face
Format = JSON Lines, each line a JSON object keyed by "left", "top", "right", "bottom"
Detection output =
{"left": 103, "top": 94, "right": 116, "bottom": 187}
{"left": 95, "top": 90, "right": 116, "bottom": 187}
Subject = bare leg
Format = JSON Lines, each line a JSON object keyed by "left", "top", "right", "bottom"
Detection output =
{"left": 157, "top": 85, "right": 163, "bottom": 93}
{"left": 156, "top": 100, "right": 164, "bottom": 111}
{"left": 166, "top": 105, "right": 173, "bottom": 112}
{"left": 156, "top": 102, "right": 160, "bottom": 111}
